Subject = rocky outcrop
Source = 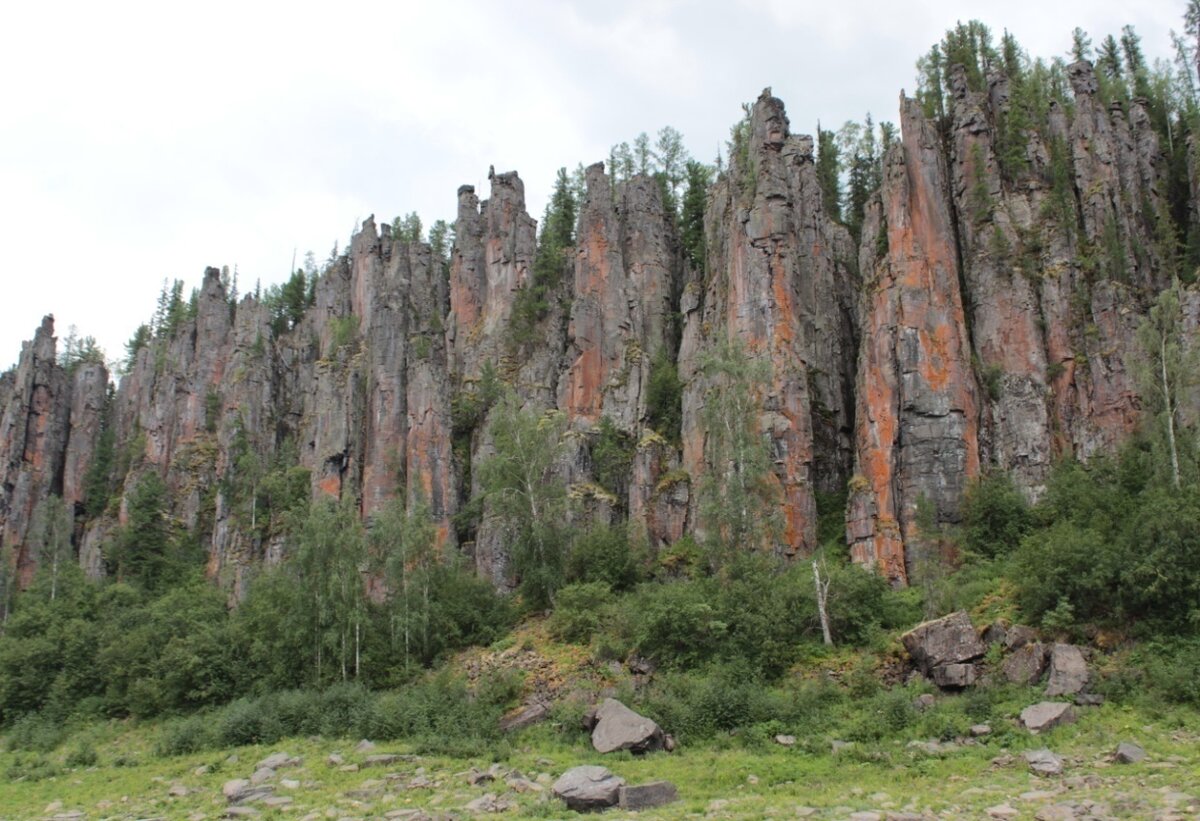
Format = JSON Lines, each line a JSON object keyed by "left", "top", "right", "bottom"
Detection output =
{"left": 680, "top": 88, "right": 858, "bottom": 555}
{"left": 848, "top": 97, "right": 980, "bottom": 583}
{"left": 2, "top": 59, "right": 1196, "bottom": 591}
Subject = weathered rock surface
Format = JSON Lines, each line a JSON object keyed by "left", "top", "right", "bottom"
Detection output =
{"left": 1021, "top": 702, "right": 1076, "bottom": 732}
{"left": 590, "top": 698, "right": 664, "bottom": 754}
{"left": 902, "top": 612, "right": 986, "bottom": 673}
{"left": 552, "top": 765, "right": 625, "bottom": 811}
{"left": 1003, "top": 642, "right": 1049, "bottom": 685}
{"left": 619, "top": 781, "right": 678, "bottom": 810}
{"left": 1024, "top": 748, "right": 1065, "bottom": 777}
{"left": 1115, "top": 741, "right": 1146, "bottom": 763}
{"left": 1045, "top": 644, "right": 1089, "bottom": 696}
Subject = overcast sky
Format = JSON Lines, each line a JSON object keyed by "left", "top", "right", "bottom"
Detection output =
{"left": 0, "top": 0, "right": 1183, "bottom": 370}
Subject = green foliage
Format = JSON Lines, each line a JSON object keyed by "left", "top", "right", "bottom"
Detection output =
{"left": 327, "top": 315, "right": 359, "bottom": 353}
{"left": 477, "top": 392, "right": 570, "bottom": 609}
{"left": 548, "top": 581, "right": 613, "bottom": 643}
{"left": 263, "top": 269, "right": 315, "bottom": 336}
{"left": 108, "top": 473, "right": 175, "bottom": 591}
{"left": 123, "top": 323, "right": 151, "bottom": 371}
{"left": 393, "top": 211, "right": 423, "bottom": 243}
{"left": 645, "top": 350, "right": 683, "bottom": 444}
{"left": 57, "top": 325, "right": 105, "bottom": 374}
{"left": 509, "top": 168, "right": 575, "bottom": 349}
{"left": 590, "top": 417, "right": 635, "bottom": 503}
{"left": 960, "top": 473, "right": 1032, "bottom": 558}
{"left": 566, "top": 524, "right": 640, "bottom": 590}
{"left": 698, "top": 339, "right": 780, "bottom": 564}
{"left": 680, "top": 160, "right": 712, "bottom": 270}
{"left": 815, "top": 126, "right": 841, "bottom": 221}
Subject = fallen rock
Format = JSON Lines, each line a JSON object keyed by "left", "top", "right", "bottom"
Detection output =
{"left": 499, "top": 702, "right": 549, "bottom": 733}
{"left": 168, "top": 784, "right": 190, "bottom": 797}
{"left": 355, "top": 739, "right": 376, "bottom": 752}
{"left": 1020, "top": 702, "right": 1076, "bottom": 733}
{"left": 327, "top": 753, "right": 344, "bottom": 766}
{"left": 363, "top": 754, "right": 402, "bottom": 767}
{"left": 1115, "top": 741, "right": 1146, "bottom": 763}
{"left": 1004, "top": 625, "right": 1039, "bottom": 650}
{"left": 1003, "top": 642, "right": 1048, "bottom": 685}
{"left": 590, "top": 698, "right": 664, "bottom": 754}
{"left": 1045, "top": 644, "right": 1089, "bottom": 696}
{"left": 225, "top": 808, "right": 259, "bottom": 818}
{"left": 1024, "top": 748, "right": 1065, "bottom": 777}
{"left": 774, "top": 734, "right": 796, "bottom": 746}
{"left": 901, "top": 611, "right": 986, "bottom": 673}
{"left": 912, "top": 693, "right": 936, "bottom": 711}
{"left": 552, "top": 765, "right": 625, "bottom": 811}
{"left": 256, "top": 752, "right": 300, "bottom": 770}
{"left": 970, "top": 724, "right": 992, "bottom": 737}
{"left": 982, "top": 621, "right": 1008, "bottom": 645}
{"left": 250, "top": 767, "right": 274, "bottom": 785}
{"left": 931, "top": 662, "right": 978, "bottom": 688}
{"left": 464, "top": 793, "right": 515, "bottom": 813}
{"left": 619, "top": 780, "right": 678, "bottom": 810}
{"left": 505, "top": 776, "right": 542, "bottom": 793}
{"left": 986, "top": 804, "right": 1019, "bottom": 818}
{"left": 466, "top": 768, "right": 494, "bottom": 786}
{"left": 1076, "top": 692, "right": 1105, "bottom": 706}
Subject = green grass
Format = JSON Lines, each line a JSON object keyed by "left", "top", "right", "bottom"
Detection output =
{"left": 3, "top": 693, "right": 1198, "bottom": 820}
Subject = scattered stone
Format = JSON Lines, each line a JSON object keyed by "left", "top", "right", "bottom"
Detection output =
{"left": 746, "top": 774, "right": 759, "bottom": 785}
{"left": 464, "top": 793, "right": 515, "bottom": 813}
{"left": 466, "top": 768, "right": 494, "bottom": 786}
{"left": 848, "top": 812, "right": 882, "bottom": 821}
{"left": 250, "top": 767, "right": 275, "bottom": 785}
{"left": 262, "top": 796, "right": 294, "bottom": 808}
{"left": 774, "top": 734, "right": 797, "bottom": 746}
{"left": 901, "top": 611, "right": 986, "bottom": 673}
{"left": 590, "top": 698, "right": 664, "bottom": 754}
{"left": 1045, "top": 644, "right": 1089, "bottom": 696}
{"left": 912, "top": 693, "right": 936, "bottom": 711}
{"left": 1115, "top": 741, "right": 1146, "bottom": 763}
{"left": 364, "top": 754, "right": 402, "bottom": 767}
{"left": 45, "top": 802, "right": 64, "bottom": 813}
{"left": 663, "top": 733, "right": 677, "bottom": 752}
{"left": 355, "top": 739, "right": 376, "bottom": 752}
{"left": 327, "top": 753, "right": 344, "bottom": 766}
{"left": 1024, "top": 748, "right": 1065, "bottom": 777}
{"left": 1019, "top": 790, "right": 1060, "bottom": 801}
{"left": 1076, "top": 693, "right": 1105, "bottom": 706}
{"left": 50, "top": 813, "right": 84, "bottom": 821}
{"left": 931, "top": 662, "right": 978, "bottom": 688}
{"left": 794, "top": 807, "right": 817, "bottom": 817}
{"left": 505, "top": 776, "right": 542, "bottom": 793}
{"left": 225, "top": 808, "right": 260, "bottom": 818}
{"left": 223, "top": 780, "right": 251, "bottom": 801}
{"left": 499, "top": 702, "right": 548, "bottom": 733}
{"left": 619, "top": 780, "right": 678, "bottom": 810}
{"left": 1003, "top": 643, "right": 1048, "bottom": 685}
{"left": 831, "top": 740, "right": 854, "bottom": 755}
{"left": 986, "top": 804, "right": 1019, "bottom": 818}
{"left": 194, "top": 765, "right": 210, "bottom": 777}
{"left": 340, "top": 764, "right": 360, "bottom": 773}
{"left": 1020, "top": 702, "right": 1076, "bottom": 733}
{"left": 552, "top": 765, "right": 626, "bottom": 811}
{"left": 970, "top": 724, "right": 992, "bottom": 737}
{"left": 1034, "top": 804, "right": 1076, "bottom": 820}
{"left": 168, "top": 784, "right": 190, "bottom": 797}
{"left": 281, "top": 779, "right": 301, "bottom": 790}
{"left": 257, "top": 752, "right": 300, "bottom": 770}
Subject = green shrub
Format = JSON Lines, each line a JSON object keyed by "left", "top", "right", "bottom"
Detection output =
{"left": 960, "top": 473, "right": 1032, "bottom": 558}
{"left": 566, "top": 526, "right": 640, "bottom": 590}
{"left": 549, "top": 582, "right": 613, "bottom": 643}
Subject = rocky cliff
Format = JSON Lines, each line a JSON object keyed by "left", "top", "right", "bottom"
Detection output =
{"left": 2, "top": 61, "right": 1197, "bottom": 593}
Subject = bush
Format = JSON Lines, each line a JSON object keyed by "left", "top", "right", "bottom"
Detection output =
{"left": 628, "top": 579, "right": 725, "bottom": 669}
{"left": 549, "top": 582, "right": 613, "bottom": 643}
{"left": 960, "top": 473, "right": 1032, "bottom": 558}
{"left": 566, "top": 526, "right": 640, "bottom": 590}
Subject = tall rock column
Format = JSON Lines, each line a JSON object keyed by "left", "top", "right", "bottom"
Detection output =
{"left": 848, "top": 97, "right": 980, "bottom": 585}
{"left": 680, "top": 88, "right": 858, "bottom": 556}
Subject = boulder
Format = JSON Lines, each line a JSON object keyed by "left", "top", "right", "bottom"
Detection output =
{"left": 901, "top": 612, "right": 986, "bottom": 673}
{"left": 1045, "top": 644, "right": 1089, "bottom": 696}
{"left": 1004, "top": 625, "right": 1039, "bottom": 650}
{"left": 499, "top": 702, "right": 549, "bottom": 733}
{"left": 256, "top": 752, "right": 299, "bottom": 770}
{"left": 912, "top": 693, "right": 936, "bottom": 711}
{"left": 552, "top": 765, "right": 625, "bottom": 811}
{"left": 590, "top": 698, "right": 664, "bottom": 754}
{"left": 774, "top": 734, "right": 797, "bottom": 746}
{"left": 1020, "top": 702, "right": 1076, "bottom": 733}
{"left": 982, "top": 622, "right": 1008, "bottom": 646}
{"left": 1115, "top": 741, "right": 1145, "bottom": 764}
{"left": 931, "top": 662, "right": 978, "bottom": 688}
{"left": 619, "top": 781, "right": 678, "bottom": 810}
{"left": 1023, "top": 748, "right": 1064, "bottom": 777}
{"left": 1002, "top": 642, "right": 1048, "bottom": 685}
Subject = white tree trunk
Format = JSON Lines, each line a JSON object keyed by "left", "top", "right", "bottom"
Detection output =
{"left": 813, "top": 560, "right": 833, "bottom": 646}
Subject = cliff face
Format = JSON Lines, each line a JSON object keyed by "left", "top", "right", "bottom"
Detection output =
{"left": 680, "top": 89, "right": 859, "bottom": 555}
{"left": 2, "top": 61, "right": 1197, "bottom": 592}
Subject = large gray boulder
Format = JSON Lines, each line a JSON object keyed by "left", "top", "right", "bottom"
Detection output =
{"left": 931, "top": 662, "right": 978, "bottom": 688}
{"left": 619, "top": 781, "right": 678, "bottom": 810}
{"left": 901, "top": 611, "right": 986, "bottom": 673}
{"left": 1002, "top": 642, "right": 1048, "bottom": 685}
{"left": 1020, "top": 701, "right": 1076, "bottom": 733}
{"left": 552, "top": 765, "right": 625, "bottom": 811}
{"left": 1045, "top": 644, "right": 1089, "bottom": 696}
{"left": 1023, "top": 748, "right": 1064, "bottom": 777}
{"left": 590, "top": 698, "right": 664, "bottom": 754}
